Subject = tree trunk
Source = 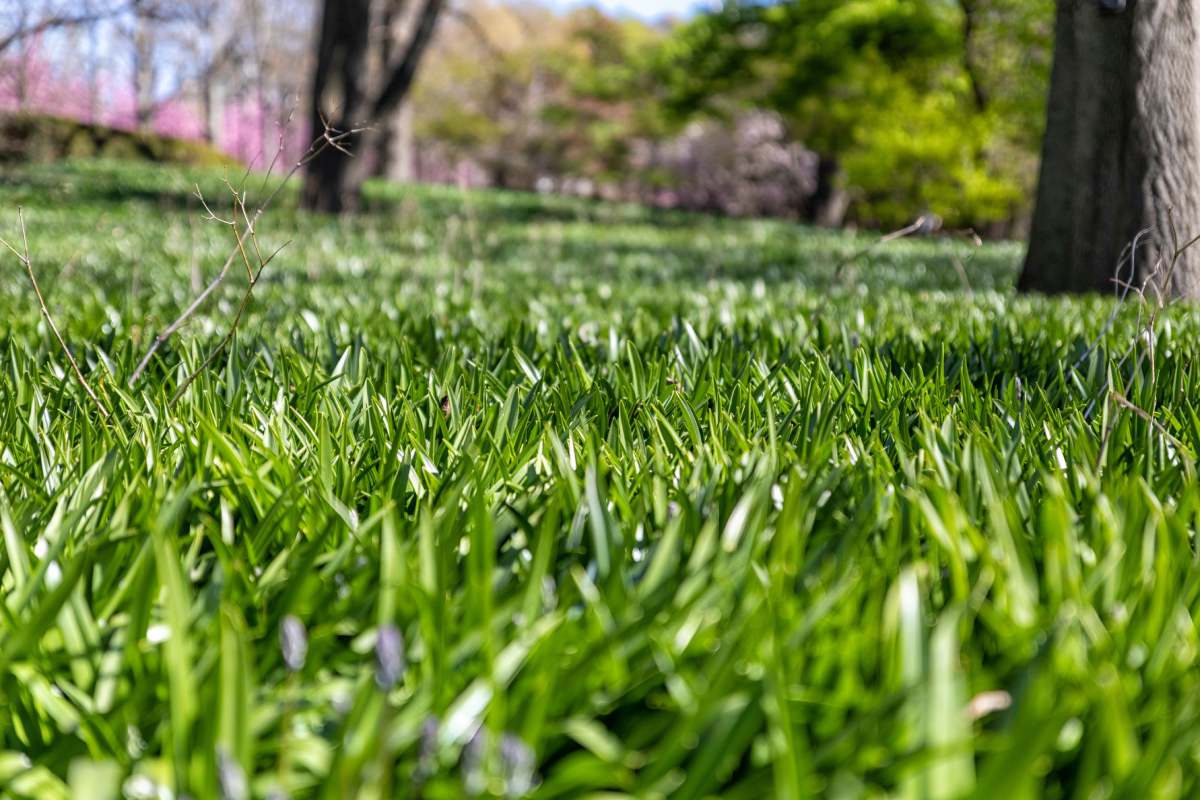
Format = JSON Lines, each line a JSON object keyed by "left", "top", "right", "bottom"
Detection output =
{"left": 1020, "top": 0, "right": 1200, "bottom": 297}
{"left": 378, "top": 102, "right": 416, "bottom": 181}
{"left": 302, "top": 144, "right": 357, "bottom": 213}
{"left": 15, "top": 40, "right": 29, "bottom": 109}
{"left": 88, "top": 24, "right": 102, "bottom": 124}
{"left": 301, "top": 0, "right": 371, "bottom": 213}
{"left": 201, "top": 76, "right": 220, "bottom": 146}
{"left": 958, "top": 0, "right": 989, "bottom": 111}
{"left": 248, "top": 0, "right": 268, "bottom": 160}
{"left": 133, "top": 16, "right": 156, "bottom": 131}
{"left": 809, "top": 155, "right": 850, "bottom": 227}
{"left": 302, "top": 0, "right": 445, "bottom": 213}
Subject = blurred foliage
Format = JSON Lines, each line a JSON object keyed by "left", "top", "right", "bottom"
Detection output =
{"left": 656, "top": 0, "right": 1056, "bottom": 229}
{"left": 412, "top": 3, "right": 677, "bottom": 196}
{"left": 539, "top": 9, "right": 674, "bottom": 185}
{"left": 414, "top": 0, "right": 1055, "bottom": 231}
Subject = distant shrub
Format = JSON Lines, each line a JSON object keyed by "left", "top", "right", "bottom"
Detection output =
{"left": 0, "top": 113, "right": 237, "bottom": 167}
{"left": 65, "top": 129, "right": 97, "bottom": 159}
{"left": 650, "top": 112, "right": 820, "bottom": 219}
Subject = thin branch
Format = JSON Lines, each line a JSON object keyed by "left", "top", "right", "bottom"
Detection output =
{"left": 1073, "top": 226, "right": 1153, "bottom": 376}
{"left": 257, "top": 108, "right": 297, "bottom": 196}
{"left": 834, "top": 214, "right": 940, "bottom": 278}
{"left": 937, "top": 227, "right": 981, "bottom": 294}
{"left": 446, "top": 6, "right": 504, "bottom": 61}
{"left": 170, "top": 223, "right": 290, "bottom": 405}
{"left": 127, "top": 124, "right": 363, "bottom": 387}
{"left": 372, "top": 0, "right": 446, "bottom": 118}
{"left": 195, "top": 184, "right": 236, "bottom": 225}
{"left": 2, "top": 209, "right": 111, "bottom": 421}
{"left": 0, "top": 2, "right": 132, "bottom": 57}
{"left": 1091, "top": 208, "right": 1200, "bottom": 474}
{"left": 1110, "top": 390, "right": 1190, "bottom": 459}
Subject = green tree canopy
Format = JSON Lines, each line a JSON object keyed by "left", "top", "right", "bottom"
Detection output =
{"left": 657, "top": 0, "right": 1054, "bottom": 229}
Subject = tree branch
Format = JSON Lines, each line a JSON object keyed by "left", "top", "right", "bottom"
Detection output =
{"left": 1, "top": 209, "right": 111, "bottom": 421}
{"left": 446, "top": 6, "right": 503, "bottom": 62}
{"left": 129, "top": 123, "right": 363, "bottom": 387}
{"left": 957, "top": 0, "right": 988, "bottom": 111}
{"left": 371, "top": 0, "right": 445, "bottom": 118}
{"left": 0, "top": 3, "right": 131, "bottom": 57}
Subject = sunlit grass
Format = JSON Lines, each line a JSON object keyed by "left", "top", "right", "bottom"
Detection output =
{"left": 1, "top": 160, "right": 1198, "bottom": 798}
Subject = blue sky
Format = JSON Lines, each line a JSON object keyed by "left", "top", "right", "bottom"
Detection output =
{"left": 545, "top": 0, "right": 708, "bottom": 20}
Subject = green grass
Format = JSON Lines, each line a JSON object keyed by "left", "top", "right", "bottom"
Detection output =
{"left": 1, "top": 160, "right": 1199, "bottom": 798}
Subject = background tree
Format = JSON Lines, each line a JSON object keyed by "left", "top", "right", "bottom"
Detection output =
{"left": 542, "top": 8, "right": 675, "bottom": 196}
{"left": 656, "top": 0, "right": 1050, "bottom": 230}
{"left": 0, "top": 0, "right": 127, "bottom": 58}
{"left": 407, "top": 0, "right": 564, "bottom": 189}
{"left": 301, "top": 0, "right": 445, "bottom": 213}
{"left": 5, "top": 0, "right": 1067, "bottom": 234}
{"left": 0, "top": 0, "right": 131, "bottom": 111}
{"left": 409, "top": 3, "right": 813, "bottom": 215}
{"left": 1020, "top": 0, "right": 1200, "bottom": 297}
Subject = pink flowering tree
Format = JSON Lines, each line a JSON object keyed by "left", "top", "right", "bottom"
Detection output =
{"left": 2, "top": 38, "right": 307, "bottom": 167}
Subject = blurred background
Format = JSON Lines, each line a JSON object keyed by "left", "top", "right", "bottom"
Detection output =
{"left": 1, "top": 0, "right": 1052, "bottom": 234}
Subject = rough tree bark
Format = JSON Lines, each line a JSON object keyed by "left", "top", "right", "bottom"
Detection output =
{"left": 302, "top": 0, "right": 445, "bottom": 213}
{"left": 1020, "top": 0, "right": 1200, "bottom": 297}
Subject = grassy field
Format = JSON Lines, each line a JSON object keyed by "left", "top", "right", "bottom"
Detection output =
{"left": 1, "top": 161, "right": 1199, "bottom": 799}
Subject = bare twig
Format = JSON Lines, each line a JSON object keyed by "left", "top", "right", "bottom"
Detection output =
{"left": 834, "top": 214, "right": 941, "bottom": 278}
{"left": 169, "top": 229, "right": 290, "bottom": 405}
{"left": 257, "top": 109, "right": 297, "bottom": 197}
{"left": 2, "top": 209, "right": 111, "bottom": 421}
{"left": 937, "top": 228, "right": 982, "bottom": 294}
{"left": 1110, "top": 390, "right": 1190, "bottom": 459}
{"left": 0, "top": 2, "right": 134, "bottom": 57}
{"left": 128, "top": 123, "right": 363, "bottom": 387}
{"left": 188, "top": 205, "right": 203, "bottom": 293}
{"left": 1073, "top": 227, "right": 1153, "bottom": 378}
{"left": 1091, "top": 209, "right": 1200, "bottom": 473}
{"left": 947, "top": 251, "right": 973, "bottom": 293}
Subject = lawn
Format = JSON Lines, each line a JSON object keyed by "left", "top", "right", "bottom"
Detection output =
{"left": 2, "top": 160, "right": 1199, "bottom": 799}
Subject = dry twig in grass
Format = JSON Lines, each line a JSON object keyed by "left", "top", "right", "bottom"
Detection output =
{"left": 1, "top": 208, "right": 112, "bottom": 421}
{"left": 1092, "top": 210, "right": 1200, "bottom": 473}
{"left": 835, "top": 214, "right": 984, "bottom": 290}
{"left": 128, "top": 122, "right": 365, "bottom": 388}
{"left": 834, "top": 214, "right": 941, "bottom": 278}
{"left": 947, "top": 228, "right": 984, "bottom": 293}
{"left": 1110, "top": 389, "right": 1189, "bottom": 457}
{"left": 169, "top": 186, "right": 291, "bottom": 406}
{"left": 1074, "top": 227, "right": 1153, "bottom": 381}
